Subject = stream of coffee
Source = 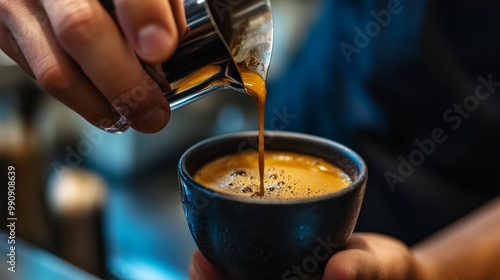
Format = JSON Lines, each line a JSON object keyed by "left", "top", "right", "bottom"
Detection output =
{"left": 193, "top": 68, "right": 353, "bottom": 199}
{"left": 174, "top": 64, "right": 268, "bottom": 195}
{"left": 238, "top": 67, "right": 267, "bottom": 196}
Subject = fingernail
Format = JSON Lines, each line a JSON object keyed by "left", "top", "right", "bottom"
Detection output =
{"left": 102, "top": 115, "right": 130, "bottom": 134}
{"left": 138, "top": 24, "right": 170, "bottom": 57}
{"left": 134, "top": 107, "right": 169, "bottom": 133}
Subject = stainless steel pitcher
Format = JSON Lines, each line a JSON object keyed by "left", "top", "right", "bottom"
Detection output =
{"left": 101, "top": 0, "right": 274, "bottom": 133}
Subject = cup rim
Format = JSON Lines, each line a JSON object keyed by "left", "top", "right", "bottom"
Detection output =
{"left": 179, "top": 131, "right": 368, "bottom": 205}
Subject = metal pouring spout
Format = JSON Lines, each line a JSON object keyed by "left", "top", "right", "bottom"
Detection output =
{"left": 163, "top": 0, "right": 274, "bottom": 109}
{"left": 100, "top": 0, "right": 274, "bottom": 133}
{"left": 208, "top": 0, "right": 274, "bottom": 80}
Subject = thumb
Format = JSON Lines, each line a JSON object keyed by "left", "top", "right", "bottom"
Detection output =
{"left": 190, "top": 250, "right": 225, "bottom": 280}
{"left": 322, "top": 233, "right": 414, "bottom": 280}
{"left": 321, "top": 249, "right": 374, "bottom": 280}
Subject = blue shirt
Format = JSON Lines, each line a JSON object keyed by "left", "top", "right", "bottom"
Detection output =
{"left": 266, "top": 0, "right": 500, "bottom": 245}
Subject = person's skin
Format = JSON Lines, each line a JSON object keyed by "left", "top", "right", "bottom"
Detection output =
{"left": 190, "top": 197, "right": 500, "bottom": 280}
{"left": 0, "top": 0, "right": 187, "bottom": 133}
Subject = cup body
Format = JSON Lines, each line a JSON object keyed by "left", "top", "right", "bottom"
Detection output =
{"left": 179, "top": 131, "right": 367, "bottom": 280}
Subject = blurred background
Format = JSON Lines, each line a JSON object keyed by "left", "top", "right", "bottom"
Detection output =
{"left": 0, "top": 0, "right": 321, "bottom": 279}
{"left": 4, "top": 0, "right": 500, "bottom": 279}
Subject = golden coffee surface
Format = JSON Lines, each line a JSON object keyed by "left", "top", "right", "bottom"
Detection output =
{"left": 194, "top": 151, "right": 351, "bottom": 199}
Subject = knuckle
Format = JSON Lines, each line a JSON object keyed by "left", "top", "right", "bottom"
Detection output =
{"left": 0, "top": 1, "right": 15, "bottom": 19}
{"left": 36, "top": 57, "right": 72, "bottom": 96}
{"left": 0, "top": 2, "right": 25, "bottom": 26}
{"left": 55, "top": 3, "right": 101, "bottom": 45}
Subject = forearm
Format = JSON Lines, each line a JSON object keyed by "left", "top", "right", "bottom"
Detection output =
{"left": 412, "top": 196, "right": 500, "bottom": 280}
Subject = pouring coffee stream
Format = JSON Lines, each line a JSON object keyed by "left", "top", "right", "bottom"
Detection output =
{"left": 170, "top": 0, "right": 273, "bottom": 196}
{"left": 101, "top": 0, "right": 273, "bottom": 193}
{"left": 238, "top": 68, "right": 267, "bottom": 196}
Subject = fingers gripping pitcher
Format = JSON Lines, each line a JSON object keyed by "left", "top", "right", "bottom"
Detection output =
{"left": 100, "top": 0, "right": 274, "bottom": 133}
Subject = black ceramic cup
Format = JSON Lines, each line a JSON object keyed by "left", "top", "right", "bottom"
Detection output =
{"left": 178, "top": 131, "right": 367, "bottom": 280}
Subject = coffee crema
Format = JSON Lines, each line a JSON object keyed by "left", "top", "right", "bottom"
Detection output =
{"left": 194, "top": 151, "right": 351, "bottom": 199}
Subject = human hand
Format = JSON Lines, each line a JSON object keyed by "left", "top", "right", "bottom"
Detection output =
{"left": 322, "top": 233, "right": 428, "bottom": 280}
{"left": 190, "top": 250, "right": 225, "bottom": 280}
{"left": 189, "top": 233, "right": 429, "bottom": 280}
{"left": 0, "top": 0, "right": 187, "bottom": 133}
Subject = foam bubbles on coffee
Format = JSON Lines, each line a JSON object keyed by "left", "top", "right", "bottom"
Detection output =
{"left": 194, "top": 151, "right": 351, "bottom": 200}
